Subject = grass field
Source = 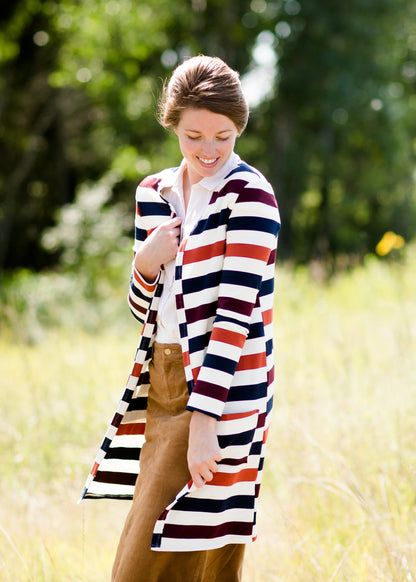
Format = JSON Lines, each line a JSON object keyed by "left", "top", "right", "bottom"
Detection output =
{"left": 1, "top": 249, "right": 415, "bottom": 581}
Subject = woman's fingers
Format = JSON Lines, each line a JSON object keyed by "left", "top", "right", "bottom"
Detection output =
{"left": 190, "top": 461, "right": 218, "bottom": 488}
{"left": 187, "top": 411, "right": 222, "bottom": 488}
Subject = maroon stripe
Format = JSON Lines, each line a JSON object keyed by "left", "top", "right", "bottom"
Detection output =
{"left": 162, "top": 520, "right": 253, "bottom": 540}
{"left": 147, "top": 308, "right": 158, "bottom": 324}
{"left": 94, "top": 471, "right": 137, "bottom": 486}
{"left": 237, "top": 187, "right": 276, "bottom": 206}
{"left": 220, "top": 456, "right": 248, "bottom": 466}
{"left": 185, "top": 301, "right": 217, "bottom": 324}
{"left": 128, "top": 297, "right": 147, "bottom": 315}
{"left": 139, "top": 176, "right": 161, "bottom": 190}
{"left": 218, "top": 297, "right": 253, "bottom": 318}
{"left": 257, "top": 412, "right": 266, "bottom": 428}
{"left": 218, "top": 179, "right": 276, "bottom": 207}
{"left": 112, "top": 412, "right": 123, "bottom": 428}
{"left": 193, "top": 380, "right": 228, "bottom": 402}
{"left": 268, "top": 247, "right": 277, "bottom": 265}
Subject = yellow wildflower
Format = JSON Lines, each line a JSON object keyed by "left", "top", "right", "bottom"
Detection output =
{"left": 376, "top": 231, "right": 405, "bottom": 256}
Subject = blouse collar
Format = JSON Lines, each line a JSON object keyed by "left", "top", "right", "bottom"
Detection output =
{"left": 159, "top": 151, "right": 240, "bottom": 194}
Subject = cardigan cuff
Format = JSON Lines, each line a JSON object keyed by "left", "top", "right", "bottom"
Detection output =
{"left": 186, "top": 393, "right": 224, "bottom": 421}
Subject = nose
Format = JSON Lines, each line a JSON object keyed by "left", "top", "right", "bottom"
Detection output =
{"left": 201, "top": 139, "right": 216, "bottom": 155}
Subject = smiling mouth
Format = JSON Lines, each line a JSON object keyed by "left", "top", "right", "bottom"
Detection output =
{"left": 197, "top": 156, "right": 219, "bottom": 166}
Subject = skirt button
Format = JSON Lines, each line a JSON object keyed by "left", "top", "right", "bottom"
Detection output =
{"left": 164, "top": 348, "right": 172, "bottom": 355}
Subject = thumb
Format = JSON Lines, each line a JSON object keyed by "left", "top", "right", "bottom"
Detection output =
{"left": 169, "top": 215, "right": 182, "bottom": 227}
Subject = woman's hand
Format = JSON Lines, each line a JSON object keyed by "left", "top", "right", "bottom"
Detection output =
{"left": 134, "top": 216, "right": 182, "bottom": 282}
{"left": 187, "top": 411, "right": 222, "bottom": 488}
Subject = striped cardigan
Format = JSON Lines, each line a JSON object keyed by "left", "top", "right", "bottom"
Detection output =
{"left": 80, "top": 155, "right": 281, "bottom": 551}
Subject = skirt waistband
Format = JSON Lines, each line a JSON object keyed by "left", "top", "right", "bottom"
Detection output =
{"left": 152, "top": 342, "right": 182, "bottom": 360}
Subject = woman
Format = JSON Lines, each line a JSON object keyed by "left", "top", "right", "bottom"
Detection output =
{"left": 80, "top": 55, "right": 281, "bottom": 581}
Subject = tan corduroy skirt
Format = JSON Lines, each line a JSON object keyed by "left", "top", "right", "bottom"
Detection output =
{"left": 111, "top": 343, "right": 245, "bottom": 582}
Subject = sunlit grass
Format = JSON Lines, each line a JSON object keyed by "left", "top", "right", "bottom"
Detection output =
{"left": 1, "top": 248, "right": 415, "bottom": 580}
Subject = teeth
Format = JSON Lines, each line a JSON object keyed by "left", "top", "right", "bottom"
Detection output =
{"left": 199, "top": 157, "right": 217, "bottom": 164}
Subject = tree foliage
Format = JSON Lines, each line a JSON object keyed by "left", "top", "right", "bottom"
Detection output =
{"left": 0, "top": 0, "right": 415, "bottom": 272}
{"left": 257, "top": 0, "right": 416, "bottom": 263}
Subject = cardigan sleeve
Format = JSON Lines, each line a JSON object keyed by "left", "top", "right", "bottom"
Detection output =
{"left": 186, "top": 180, "right": 281, "bottom": 419}
{"left": 127, "top": 183, "right": 172, "bottom": 323}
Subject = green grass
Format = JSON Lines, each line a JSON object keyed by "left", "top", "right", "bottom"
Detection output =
{"left": 1, "top": 249, "right": 415, "bottom": 581}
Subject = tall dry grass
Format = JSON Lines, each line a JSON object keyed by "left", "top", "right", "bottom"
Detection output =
{"left": 1, "top": 248, "right": 415, "bottom": 581}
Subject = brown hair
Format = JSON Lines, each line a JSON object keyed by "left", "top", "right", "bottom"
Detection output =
{"left": 158, "top": 55, "right": 249, "bottom": 134}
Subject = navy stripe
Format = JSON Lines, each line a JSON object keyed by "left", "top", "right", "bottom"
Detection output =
{"left": 203, "top": 353, "right": 236, "bottom": 375}
{"left": 188, "top": 331, "right": 212, "bottom": 353}
{"left": 137, "top": 200, "right": 171, "bottom": 216}
{"left": 249, "top": 441, "right": 263, "bottom": 456}
{"left": 102, "top": 437, "right": 112, "bottom": 452}
{"left": 121, "top": 387, "right": 134, "bottom": 403}
{"left": 130, "top": 281, "right": 153, "bottom": 304}
{"left": 214, "top": 314, "right": 250, "bottom": 332}
{"left": 227, "top": 382, "right": 268, "bottom": 402}
{"left": 225, "top": 162, "right": 258, "bottom": 178}
{"left": 247, "top": 322, "right": 265, "bottom": 340}
{"left": 182, "top": 271, "right": 221, "bottom": 294}
{"left": 134, "top": 226, "right": 147, "bottom": 242}
{"left": 127, "top": 396, "right": 148, "bottom": 411}
{"left": 259, "top": 277, "right": 274, "bottom": 297}
{"left": 266, "top": 338, "right": 273, "bottom": 356}
{"left": 140, "top": 335, "right": 151, "bottom": 352}
{"left": 172, "top": 494, "right": 255, "bottom": 513}
{"left": 179, "top": 321, "right": 188, "bottom": 339}
{"left": 151, "top": 533, "right": 162, "bottom": 548}
{"left": 218, "top": 427, "right": 256, "bottom": 449}
{"left": 106, "top": 447, "right": 141, "bottom": 460}
{"left": 266, "top": 395, "right": 273, "bottom": 414}
{"left": 221, "top": 270, "right": 261, "bottom": 290}
{"left": 192, "top": 208, "right": 231, "bottom": 235}
{"left": 228, "top": 215, "right": 279, "bottom": 236}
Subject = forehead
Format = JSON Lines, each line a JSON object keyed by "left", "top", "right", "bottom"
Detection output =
{"left": 178, "top": 108, "right": 237, "bottom": 132}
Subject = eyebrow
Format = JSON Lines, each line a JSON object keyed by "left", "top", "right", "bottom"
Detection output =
{"left": 185, "top": 129, "right": 234, "bottom": 135}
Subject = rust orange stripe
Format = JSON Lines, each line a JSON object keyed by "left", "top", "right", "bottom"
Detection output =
{"left": 210, "top": 326, "right": 246, "bottom": 348}
{"left": 210, "top": 467, "right": 258, "bottom": 487}
{"left": 226, "top": 243, "right": 270, "bottom": 261}
{"left": 262, "top": 308, "right": 273, "bottom": 326}
{"left": 116, "top": 422, "right": 146, "bottom": 436}
{"left": 236, "top": 352, "right": 267, "bottom": 371}
{"left": 183, "top": 240, "right": 225, "bottom": 265}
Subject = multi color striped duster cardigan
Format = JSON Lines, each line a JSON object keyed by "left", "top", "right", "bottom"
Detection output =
{"left": 80, "top": 154, "right": 281, "bottom": 552}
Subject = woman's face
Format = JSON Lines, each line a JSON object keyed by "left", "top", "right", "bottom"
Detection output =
{"left": 174, "top": 108, "right": 239, "bottom": 185}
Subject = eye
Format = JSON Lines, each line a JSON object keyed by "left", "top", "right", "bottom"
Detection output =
{"left": 186, "top": 134, "right": 201, "bottom": 141}
{"left": 216, "top": 136, "right": 229, "bottom": 142}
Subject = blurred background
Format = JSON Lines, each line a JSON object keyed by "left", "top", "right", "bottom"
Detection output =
{"left": 1, "top": 0, "right": 416, "bottom": 278}
{"left": 1, "top": 1, "right": 416, "bottom": 580}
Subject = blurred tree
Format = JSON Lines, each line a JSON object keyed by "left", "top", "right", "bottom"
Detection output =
{"left": 252, "top": 0, "right": 416, "bottom": 264}
{"left": 1, "top": 0, "right": 415, "bottom": 273}
{"left": 0, "top": 0, "right": 66, "bottom": 271}
{"left": 0, "top": 0, "right": 258, "bottom": 272}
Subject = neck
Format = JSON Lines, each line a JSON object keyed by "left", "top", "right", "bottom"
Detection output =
{"left": 182, "top": 167, "right": 192, "bottom": 211}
